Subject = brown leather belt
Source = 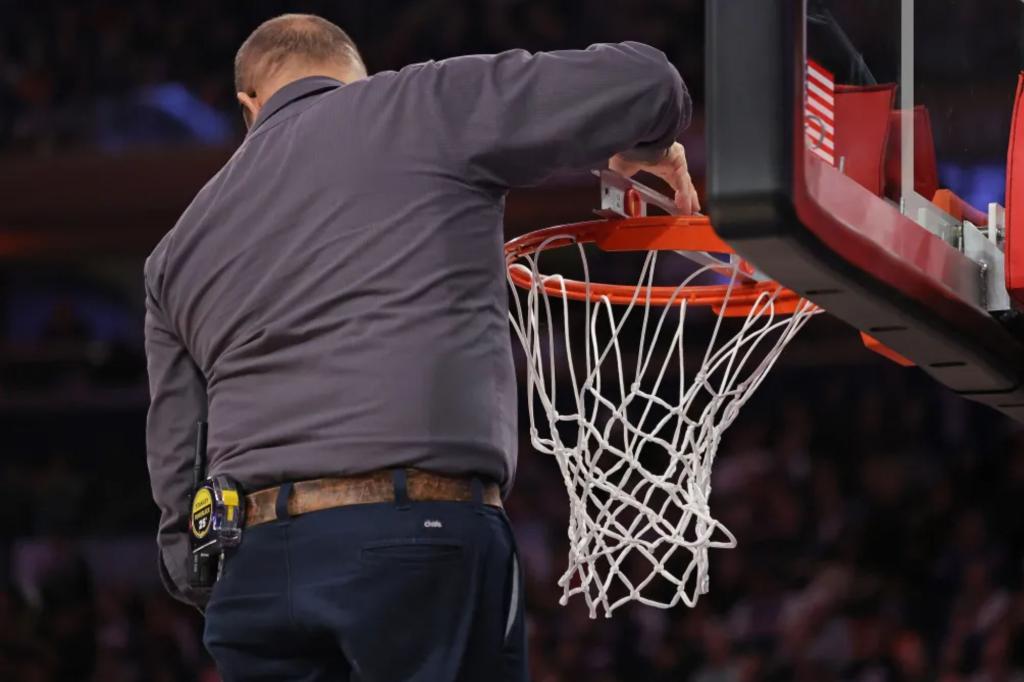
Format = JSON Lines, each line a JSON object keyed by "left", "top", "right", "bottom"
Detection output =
{"left": 244, "top": 469, "right": 502, "bottom": 528}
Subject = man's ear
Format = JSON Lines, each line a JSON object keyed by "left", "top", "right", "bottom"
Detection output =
{"left": 237, "top": 92, "right": 260, "bottom": 130}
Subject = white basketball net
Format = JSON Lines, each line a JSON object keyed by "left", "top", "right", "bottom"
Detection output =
{"left": 508, "top": 238, "right": 818, "bottom": 617}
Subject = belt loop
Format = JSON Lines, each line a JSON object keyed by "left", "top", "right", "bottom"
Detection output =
{"left": 392, "top": 469, "right": 410, "bottom": 510}
{"left": 471, "top": 477, "right": 485, "bottom": 515}
{"left": 275, "top": 481, "right": 294, "bottom": 522}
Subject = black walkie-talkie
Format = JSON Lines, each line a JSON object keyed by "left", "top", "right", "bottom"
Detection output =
{"left": 187, "top": 420, "right": 245, "bottom": 589}
{"left": 188, "top": 420, "right": 217, "bottom": 589}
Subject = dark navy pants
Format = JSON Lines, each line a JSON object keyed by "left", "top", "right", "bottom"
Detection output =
{"left": 203, "top": 473, "right": 528, "bottom": 681}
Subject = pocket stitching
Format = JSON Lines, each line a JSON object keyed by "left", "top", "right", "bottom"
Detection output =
{"left": 362, "top": 537, "right": 464, "bottom": 550}
{"left": 360, "top": 538, "right": 464, "bottom": 563}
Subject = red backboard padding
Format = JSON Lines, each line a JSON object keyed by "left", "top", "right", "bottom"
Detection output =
{"left": 885, "top": 106, "right": 940, "bottom": 203}
{"left": 833, "top": 83, "right": 897, "bottom": 197}
{"left": 1006, "top": 73, "right": 1024, "bottom": 308}
{"left": 933, "top": 189, "right": 988, "bottom": 227}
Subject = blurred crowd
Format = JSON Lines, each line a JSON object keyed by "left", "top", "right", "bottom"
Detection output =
{"left": 510, "top": 363, "right": 1024, "bottom": 682}
{"left": 3, "top": 293, "right": 1024, "bottom": 681}
{"left": 1, "top": 0, "right": 1019, "bottom": 164}
{"left": 0, "top": 0, "right": 704, "bottom": 155}
{"left": 0, "top": 268, "right": 146, "bottom": 403}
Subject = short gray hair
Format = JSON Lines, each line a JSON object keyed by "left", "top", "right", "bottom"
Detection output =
{"left": 234, "top": 14, "right": 364, "bottom": 93}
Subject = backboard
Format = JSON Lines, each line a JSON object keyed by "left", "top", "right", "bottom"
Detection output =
{"left": 707, "top": 0, "right": 1024, "bottom": 420}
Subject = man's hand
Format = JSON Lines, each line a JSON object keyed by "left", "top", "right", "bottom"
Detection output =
{"left": 609, "top": 142, "right": 700, "bottom": 214}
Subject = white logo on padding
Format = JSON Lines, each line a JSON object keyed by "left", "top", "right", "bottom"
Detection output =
{"left": 423, "top": 519, "right": 443, "bottom": 529}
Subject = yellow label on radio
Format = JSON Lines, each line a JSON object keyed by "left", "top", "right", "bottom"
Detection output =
{"left": 191, "top": 488, "right": 214, "bottom": 539}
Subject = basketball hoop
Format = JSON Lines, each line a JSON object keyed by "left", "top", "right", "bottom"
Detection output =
{"left": 506, "top": 173, "right": 820, "bottom": 617}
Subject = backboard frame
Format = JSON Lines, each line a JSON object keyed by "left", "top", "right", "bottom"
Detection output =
{"left": 706, "top": 0, "right": 1024, "bottom": 420}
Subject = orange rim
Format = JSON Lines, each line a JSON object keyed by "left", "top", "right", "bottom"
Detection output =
{"left": 505, "top": 215, "right": 809, "bottom": 316}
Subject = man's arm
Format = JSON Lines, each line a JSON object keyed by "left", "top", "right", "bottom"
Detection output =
{"left": 422, "top": 42, "right": 692, "bottom": 189}
{"left": 143, "top": 254, "right": 209, "bottom": 609}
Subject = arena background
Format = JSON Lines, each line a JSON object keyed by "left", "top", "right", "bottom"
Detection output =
{"left": 2, "top": 1, "right": 1024, "bottom": 681}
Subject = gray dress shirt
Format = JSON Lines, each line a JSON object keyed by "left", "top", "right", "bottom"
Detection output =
{"left": 145, "top": 42, "right": 691, "bottom": 606}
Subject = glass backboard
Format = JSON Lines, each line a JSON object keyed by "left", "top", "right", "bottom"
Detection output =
{"left": 807, "top": 0, "right": 1017, "bottom": 235}
{"left": 706, "top": 0, "right": 1024, "bottom": 420}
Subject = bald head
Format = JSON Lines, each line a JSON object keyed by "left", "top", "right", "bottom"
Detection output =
{"left": 234, "top": 14, "right": 366, "bottom": 126}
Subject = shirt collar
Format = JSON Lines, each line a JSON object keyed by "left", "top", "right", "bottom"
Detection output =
{"left": 249, "top": 76, "right": 345, "bottom": 133}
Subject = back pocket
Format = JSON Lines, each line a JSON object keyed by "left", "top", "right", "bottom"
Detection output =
{"left": 361, "top": 538, "right": 464, "bottom": 564}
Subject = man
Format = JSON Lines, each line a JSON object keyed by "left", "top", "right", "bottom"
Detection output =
{"left": 144, "top": 13, "right": 696, "bottom": 681}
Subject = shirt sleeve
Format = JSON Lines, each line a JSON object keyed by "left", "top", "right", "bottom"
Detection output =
{"left": 143, "top": 252, "right": 210, "bottom": 610}
{"left": 422, "top": 41, "right": 692, "bottom": 188}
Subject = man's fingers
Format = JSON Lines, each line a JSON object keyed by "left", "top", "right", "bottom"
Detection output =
{"left": 611, "top": 142, "right": 698, "bottom": 213}
{"left": 668, "top": 143, "right": 688, "bottom": 177}
{"left": 674, "top": 172, "right": 701, "bottom": 215}
{"left": 674, "top": 189, "right": 691, "bottom": 214}
{"left": 652, "top": 163, "right": 687, "bottom": 194}
{"left": 675, "top": 182, "right": 696, "bottom": 214}
{"left": 609, "top": 154, "right": 640, "bottom": 178}
{"left": 681, "top": 172, "right": 699, "bottom": 214}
